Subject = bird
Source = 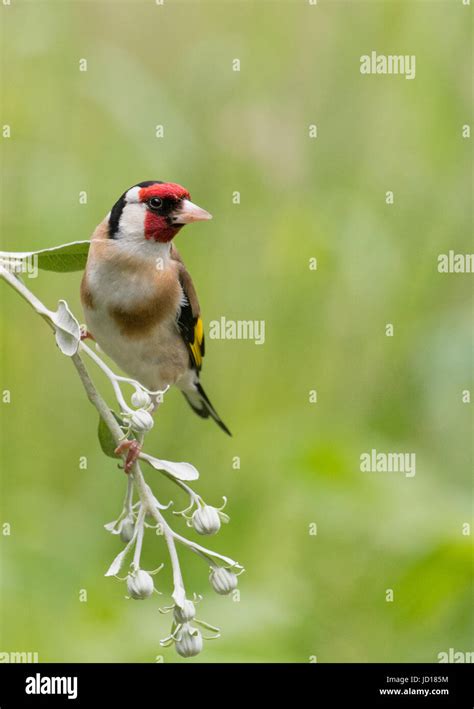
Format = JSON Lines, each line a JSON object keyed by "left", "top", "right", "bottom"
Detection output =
{"left": 80, "top": 180, "right": 230, "bottom": 469}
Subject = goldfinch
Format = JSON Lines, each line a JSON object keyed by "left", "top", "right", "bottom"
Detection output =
{"left": 80, "top": 180, "right": 231, "bottom": 447}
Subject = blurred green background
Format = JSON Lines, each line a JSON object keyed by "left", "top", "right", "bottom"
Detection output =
{"left": 0, "top": 0, "right": 472, "bottom": 663}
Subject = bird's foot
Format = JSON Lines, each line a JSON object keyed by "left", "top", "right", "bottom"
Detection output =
{"left": 80, "top": 324, "right": 94, "bottom": 341}
{"left": 115, "top": 439, "right": 142, "bottom": 474}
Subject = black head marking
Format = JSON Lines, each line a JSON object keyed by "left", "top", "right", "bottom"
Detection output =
{"left": 108, "top": 181, "right": 164, "bottom": 238}
{"left": 108, "top": 192, "right": 126, "bottom": 239}
{"left": 135, "top": 180, "right": 164, "bottom": 189}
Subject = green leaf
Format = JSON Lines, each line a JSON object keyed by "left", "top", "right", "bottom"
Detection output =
{"left": 0, "top": 240, "right": 91, "bottom": 273}
{"left": 98, "top": 410, "right": 125, "bottom": 458}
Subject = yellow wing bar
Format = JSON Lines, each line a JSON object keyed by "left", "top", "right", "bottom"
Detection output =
{"left": 189, "top": 317, "right": 204, "bottom": 370}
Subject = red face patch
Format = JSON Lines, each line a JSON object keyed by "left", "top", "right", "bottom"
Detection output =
{"left": 139, "top": 182, "right": 190, "bottom": 243}
{"left": 138, "top": 182, "right": 190, "bottom": 202}
{"left": 143, "top": 211, "right": 183, "bottom": 243}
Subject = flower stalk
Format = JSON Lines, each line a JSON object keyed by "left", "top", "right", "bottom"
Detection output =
{"left": 0, "top": 265, "right": 244, "bottom": 658}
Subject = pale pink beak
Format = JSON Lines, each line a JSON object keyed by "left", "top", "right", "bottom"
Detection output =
{"left": 175, "top": 199, "right": 212, "bottom": 224}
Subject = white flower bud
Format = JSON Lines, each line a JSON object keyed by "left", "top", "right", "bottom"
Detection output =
{"left": 129, "top": 410, "right": 154, "bottom": 433}
{"left": 209, "top": 567, "right": 238, "bottom": 595}
{"left": 175, "top": 625, "right": 203, "bottom": 658}
{"left": 173, "top": 599, "right": 196, "bottom": 624}
{"left": 192, "top": 506, "right": 221, "bottom": 535}
{"left": 127, "top": 570, "right": 154, "bottom": 600}
{"left": 120, "top": 517, "right": 135, "bottom": 543}
{"left": 131, "top": 390, "right": 151, "bottom": 408}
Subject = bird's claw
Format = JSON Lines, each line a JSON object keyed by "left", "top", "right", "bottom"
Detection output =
{"left": 115, "top": 439, "right": 142, "bottom": 474}
{"left": 80, "top": 324, "right": 94, "bottom": 341}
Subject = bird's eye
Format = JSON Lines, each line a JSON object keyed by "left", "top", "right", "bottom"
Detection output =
{"left": 148, "top": 197, "right": 163, "bottom": 211}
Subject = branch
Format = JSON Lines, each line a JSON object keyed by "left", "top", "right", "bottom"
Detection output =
{"left": 0, "top": 264, "right": 243, "bottom": 659}
{"left": 71, "top": 353, "right": 123, "bottom": 444}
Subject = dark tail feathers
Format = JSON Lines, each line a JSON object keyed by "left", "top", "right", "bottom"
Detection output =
{"left": 182, "top": 382, "right": 231, "bottom": 436}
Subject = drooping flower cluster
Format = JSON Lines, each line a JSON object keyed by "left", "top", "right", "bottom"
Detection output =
{"left": 102, "top": 387, "right": 244, "bottom": 658}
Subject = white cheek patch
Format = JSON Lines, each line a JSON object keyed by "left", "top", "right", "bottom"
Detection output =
{"left": 118, "top": 202, "right": 146, "bottom": 240}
